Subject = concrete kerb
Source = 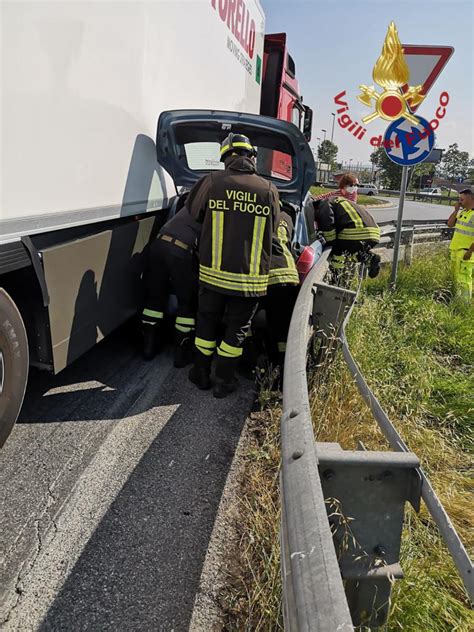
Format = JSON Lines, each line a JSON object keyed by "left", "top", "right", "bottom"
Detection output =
{"left": 361, "top": 198, "right": 395, "bottom": 210}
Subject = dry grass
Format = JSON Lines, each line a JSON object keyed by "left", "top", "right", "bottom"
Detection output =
{"left": 223, "top": 402, "right": 283, "bottom": 631}
{"left": 222, "top": 248, "right": 473, "bottom": 631}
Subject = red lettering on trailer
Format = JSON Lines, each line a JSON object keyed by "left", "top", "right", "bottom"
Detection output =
{"left": 227, "top": 0, "right": 236, "bottom": 32}
{"left": 211, "top": 0, "right": 257, "bottom": 59}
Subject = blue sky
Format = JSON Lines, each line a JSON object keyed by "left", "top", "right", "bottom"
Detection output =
{"left": 261, "top": 0, "right": 473, "bottom": 165}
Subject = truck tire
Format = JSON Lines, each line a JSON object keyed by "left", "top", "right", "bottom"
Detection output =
{"left": 0, "top": 289, "right": 28, "bottom": 447}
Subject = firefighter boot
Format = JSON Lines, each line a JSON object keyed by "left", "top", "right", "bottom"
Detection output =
{"left": 214, "top": 356, "right": 239, "bottom": 399}
{"left": 173, "top": 331, "right": 194, "bottom": 369}
{"left": 188, "top": 352, "right": 212, "bottom": 390}
{"left": 368, "top": 252, "right": 381, "bottom": 278}
{"left": 238, "top": 333, "right": 258, "bottom": 379}
{"left": 142, "top": 322, "right": 159, "bottom": 360}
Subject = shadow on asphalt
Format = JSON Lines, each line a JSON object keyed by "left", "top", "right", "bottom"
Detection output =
{"left": 37, "top": 369, "right": 252, "bottom": 631}
{"left": 18, "top": 320, "right": 165, "bottom": 425}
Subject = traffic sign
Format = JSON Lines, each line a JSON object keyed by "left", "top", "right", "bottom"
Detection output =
{"left": 383, "top": 115, "right": 435, "bottom": 166}
{"left": 423, "top": 147, "right": 443, "bottom": 164}
{"left": 401, "top": 45, "right": 454, "bottom": 112}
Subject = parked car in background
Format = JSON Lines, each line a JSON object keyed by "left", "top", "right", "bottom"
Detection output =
{"left": 440, "top": 187, "right": 459, "bottom": 196}
{"left": 420, "top": 187, "right": 442, "bottom": 196}
{"left": 420, "top": 187, "right": 442, "bottom": 195}
{"left": 358, "top": 183, "right": 378, "bottom": 195}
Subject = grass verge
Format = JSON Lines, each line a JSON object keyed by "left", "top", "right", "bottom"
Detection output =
{"left": 223, "top": 248, "right": 473, "bottom": 631}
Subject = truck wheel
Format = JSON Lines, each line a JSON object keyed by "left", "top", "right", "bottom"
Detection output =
{"left": 0, "top": 289, "right": 28, "bottom": 448}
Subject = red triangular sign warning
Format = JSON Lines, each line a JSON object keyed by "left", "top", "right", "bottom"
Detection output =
{"left": 401, "top": 45, "right": 454, "bottom": 112}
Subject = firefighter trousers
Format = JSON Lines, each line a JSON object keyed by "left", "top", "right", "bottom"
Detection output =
{"left": 194, "top": 287, "right": 258, "bottom": 381}
{"left": 142, "top": 238, "right": 199, "bottom": 334}
{"left": 450, "top": 249, "right": 473, "bottom": 301}
{"left": 262, "top": 284, "right": 299, "bottom": 360}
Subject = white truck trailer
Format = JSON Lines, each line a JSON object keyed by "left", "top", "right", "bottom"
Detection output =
{"left": 0, "top": 0, "right": 312, "bottom": 445}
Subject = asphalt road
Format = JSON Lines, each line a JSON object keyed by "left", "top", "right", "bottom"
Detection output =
{"left": 370, "top": 197, "right": 453, "bottom": 224}
{"left": 0, "top": 324, "right": 254, "bottom": 631}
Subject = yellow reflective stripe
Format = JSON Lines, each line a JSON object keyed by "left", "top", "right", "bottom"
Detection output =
{"left": 200, "top": 264, "right": 268, "bottom": 283}
{"left": 142, "top": 309, "right": 164, "bottom": 319}
{"left": 212, "top": 211, "right": 224, "bottom": 270}
{"left": 220, "top": 142, "right": 253, "bottom": 155}
{"left": 218, "top": 341, "right": 243, "bottom": 357}
{"left": 268, "top": 269, "right": 299, "bottom": 285}
{"left": 195, "top": 337, "right": 216, "bottom": 349}
{"left": 176, "top": 317, "right": 195, "bottom": 325}
{"left": 268, "top": 277, "right": 299, "bottom": 286}
{"left": 454, "top": 227, "right": 474, "bottom": 237}
{"left": 142, "top": 320, "right": 158, "bottom": 325}
{"left": 199, "top": 273, "right": 268, "bottom": 293}
{"left": 322, "top": 229, "right": 337, "bottom": 239}
{"left": 339, "top": 199, "right": 363, "bottom": 229}
{"left": 175, "top": 324, "right": 192, "bottom": 333}
{"left": 250, "top": 216, "right": 267, "bottom": 275}
{"left": 278, "top": 342, "right": 287, "bottom": 352}
{"left": 200, "top": 270, "right": 267, "bottom": 287}
{"left": 196, "top": 346, "right": 214, "bottom": 356}
{"left": 278, "top": 224, "right": 295, "bottom": 272}
{"left": 338, "top": 227, "right": 380, "bottom": 240}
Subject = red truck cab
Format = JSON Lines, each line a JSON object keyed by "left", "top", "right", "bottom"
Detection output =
{"left": 260, "top": 33, "right": 313, "bottom": 180}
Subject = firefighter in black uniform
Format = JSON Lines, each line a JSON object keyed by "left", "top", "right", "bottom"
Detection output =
{"left": 312, "top": 196, "right": 381, "bottom": 279}
{"left": 186, "top": 133, "right": 280, "bottom": 398}
{"left": 141, "top": 206, "right": 201, "bottom": 367}
{"left": 264, "top": 209, "right": 300, "bottom": 368}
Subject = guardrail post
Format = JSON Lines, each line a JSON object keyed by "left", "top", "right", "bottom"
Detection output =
{"left": 403, "top": 228, "right": 415, "bottom": 266}
{"left": 316, "top": 444, "right": 422, "bottom": 628}
{"left": 311, "top": 283, "right": 356, "bottom": 359}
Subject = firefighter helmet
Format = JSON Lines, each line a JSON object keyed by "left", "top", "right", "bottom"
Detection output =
{"left": 219, "top": 133, "right": 256, "bottom": 162}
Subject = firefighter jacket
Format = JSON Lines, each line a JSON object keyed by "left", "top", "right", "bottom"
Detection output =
{"left": 314, "top": 196, "right": 380, "bottom": 244}
{"left": 268, "top": 211, "right": 299, "bottom": 286}
{"left": 186, "top": 155, "right": 280, "bottom": 297}
{"left": 160, "top": 206, "right": 202, "bottom": 250}
{"left": 449, "top": 208, "right": 474, "bottom": 251}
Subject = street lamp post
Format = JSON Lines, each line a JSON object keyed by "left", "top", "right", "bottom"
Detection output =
{"left": 322, "top": 129, "right": 327, "bottom": 142}
{"left": 331, "top": 113, "right": 335, "bottom": 143}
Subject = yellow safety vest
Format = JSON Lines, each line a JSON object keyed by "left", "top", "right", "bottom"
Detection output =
{"left": 450, "top": 209, "right": 474, "bottom": 250}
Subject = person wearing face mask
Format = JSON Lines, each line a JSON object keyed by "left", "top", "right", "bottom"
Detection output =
{"left": 312, "top": 173, "right": 360, "bottom": 203}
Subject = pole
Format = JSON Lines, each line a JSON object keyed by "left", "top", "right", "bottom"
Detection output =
{"left": 390, "top": 165, "right": 409, "bottom": 290}
{"left": 331, "top": 113, "right": 335, "bottom": 143}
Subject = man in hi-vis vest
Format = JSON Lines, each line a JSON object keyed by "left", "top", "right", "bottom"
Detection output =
{"left": 447, "top": 188, "right": 474, "bottom": 301}
{"left": 186, "top": 133, "right": 280, "bottom": 398}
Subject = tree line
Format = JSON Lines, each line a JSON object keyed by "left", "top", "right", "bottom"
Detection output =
{"left": 370, "top": 143, "right": 474, "bottom": 191}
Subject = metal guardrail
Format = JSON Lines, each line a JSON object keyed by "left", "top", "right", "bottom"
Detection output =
{"left": 281, "top": 228, "right": 473, "bottom": 629}
{"left": 281, "top": 250, "right": 353, "bottom": 632}
{"left": 339, "top": 315, "right": 474, "bottom": 601}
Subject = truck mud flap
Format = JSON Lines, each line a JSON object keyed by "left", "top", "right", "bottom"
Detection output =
{"left": 40, "top": 216, "right": 156, "bottom": 373}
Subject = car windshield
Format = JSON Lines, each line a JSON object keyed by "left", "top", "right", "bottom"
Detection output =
{"left": 421, "top": 188, "right": 434, "bottom": 192}
{"left": 184, "top": 142, "right": 293, "bottom": 181}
